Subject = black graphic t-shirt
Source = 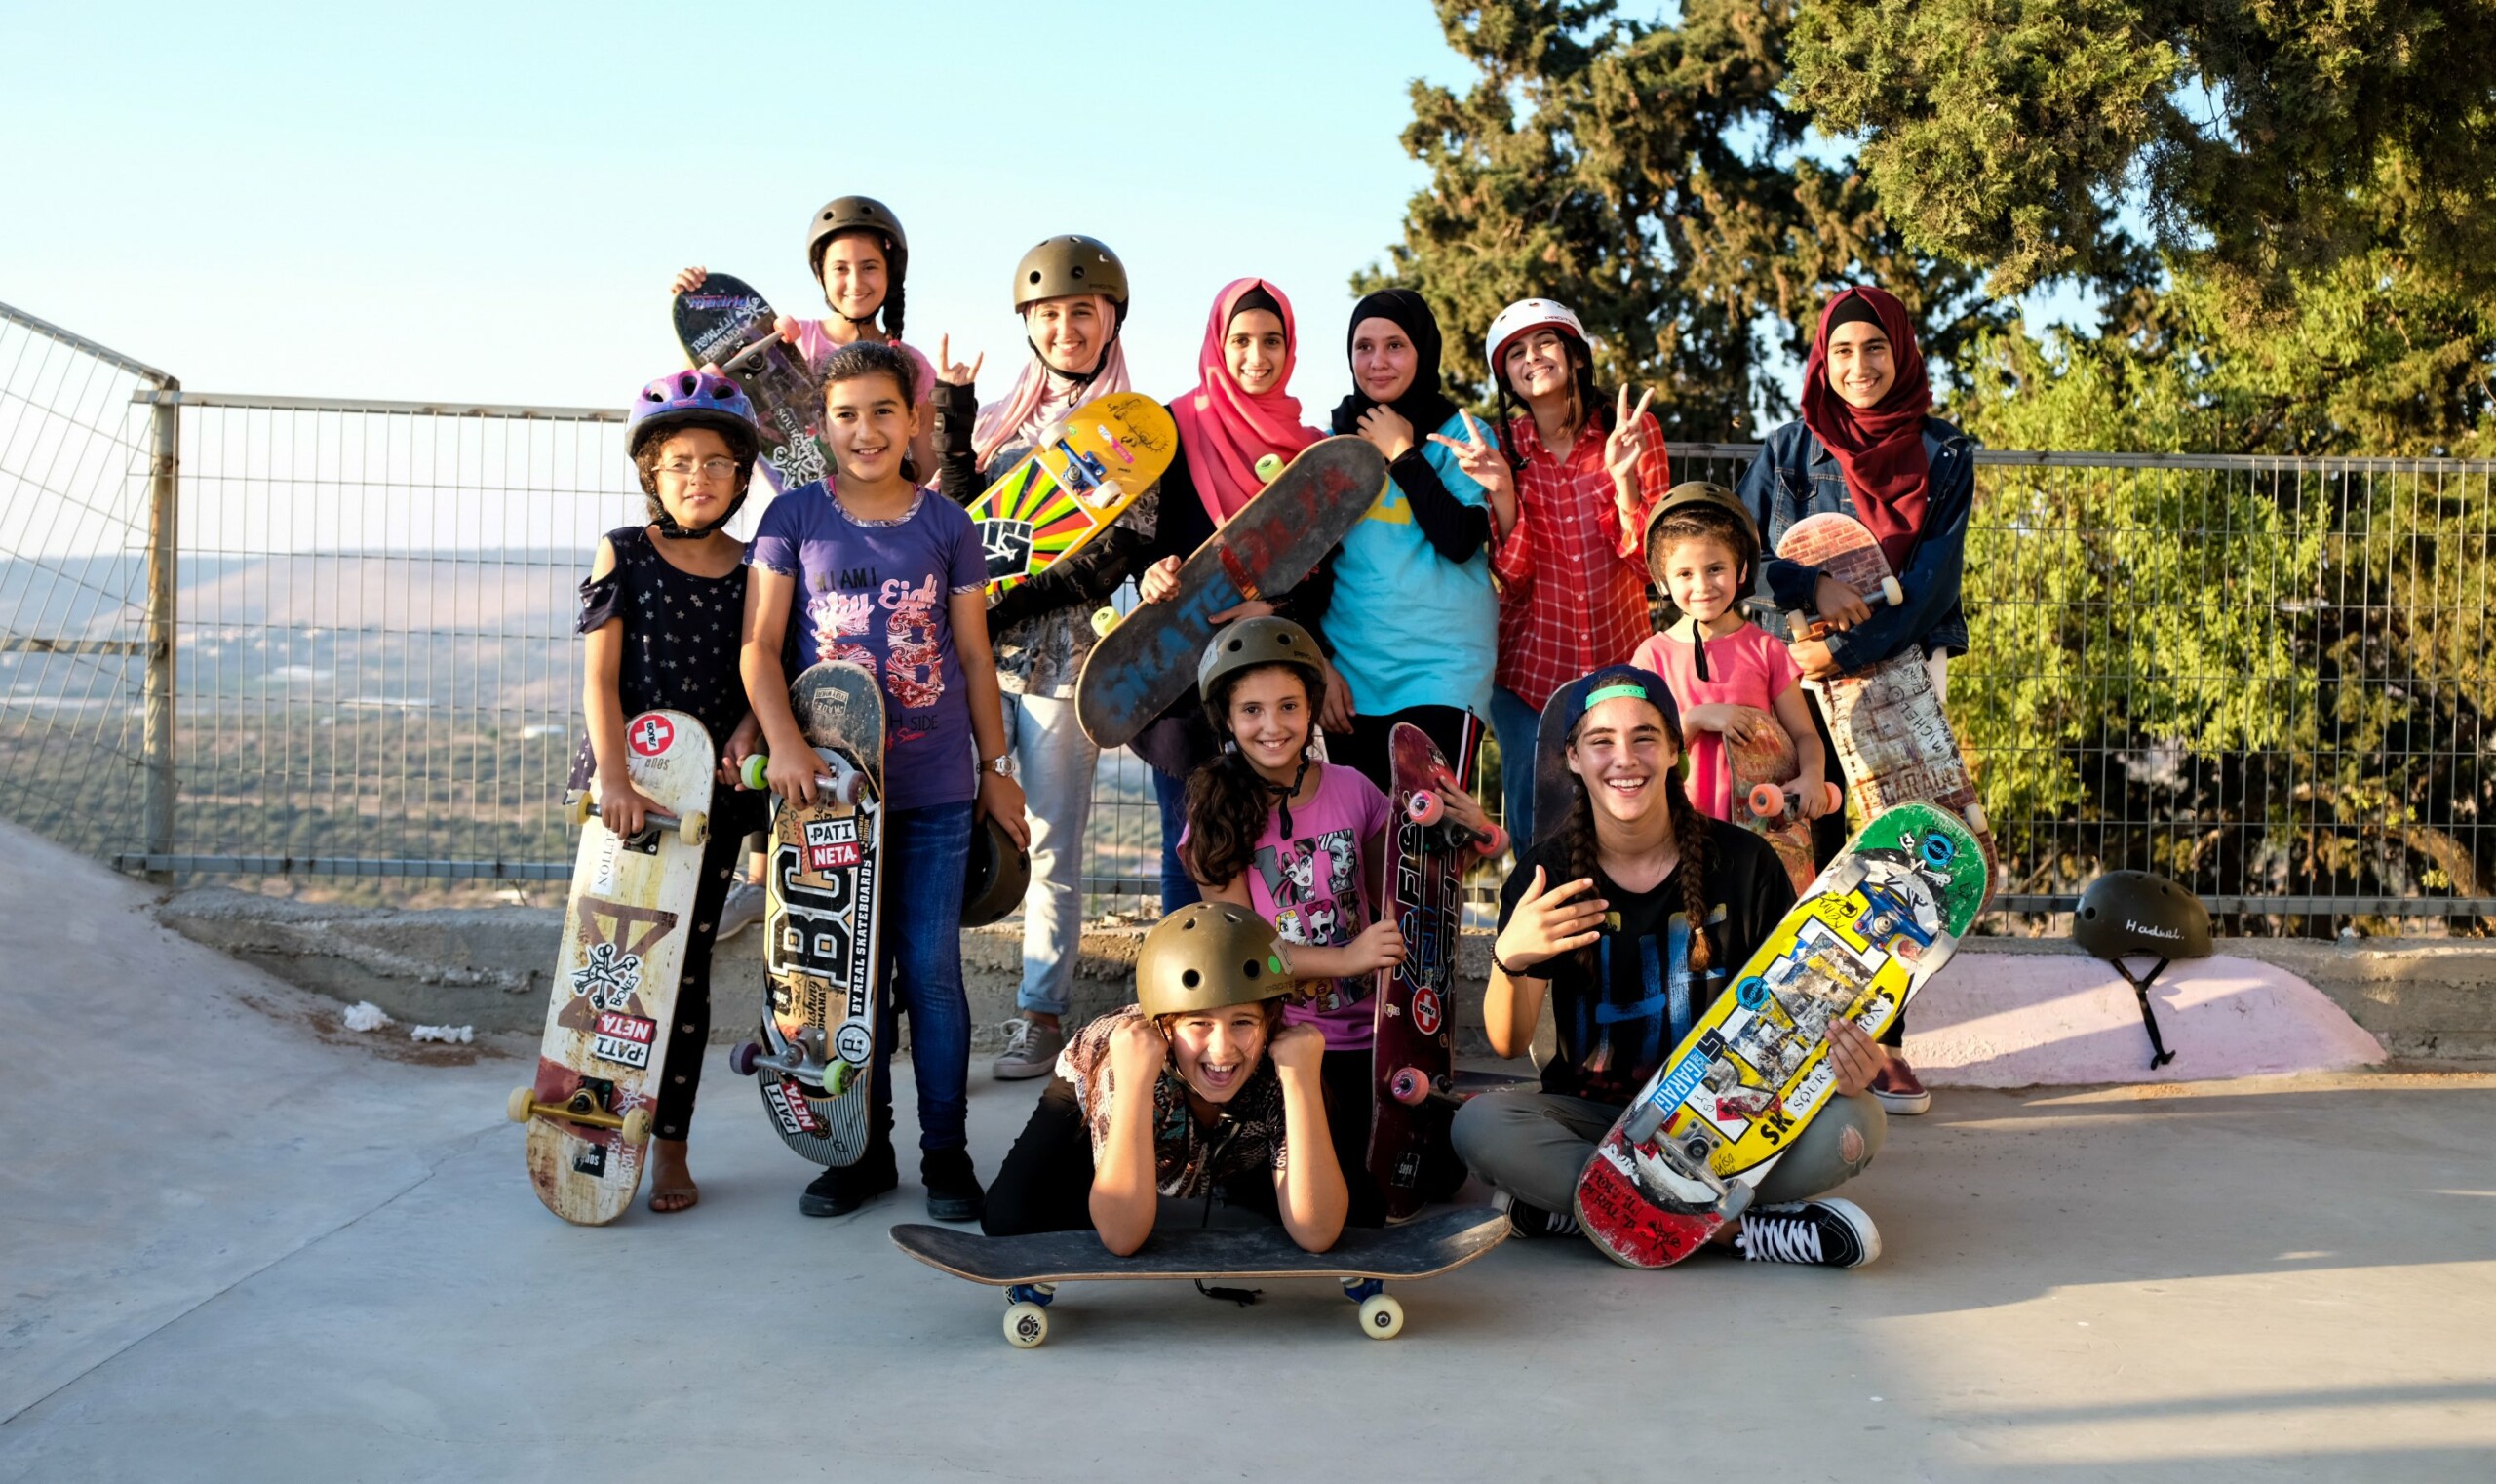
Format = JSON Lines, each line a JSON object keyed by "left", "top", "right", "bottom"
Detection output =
{"left": 1496, "top": 820, "right": 1795, "bottom": 1105}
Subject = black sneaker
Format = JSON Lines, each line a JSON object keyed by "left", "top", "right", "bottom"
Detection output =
{"left": 921, "top": 1146, "right": 986, "bottom": 1224}
{"left": 1736, "top": 1197, "right": 1881, "bottom": 1269}
{"left": 800, "top": 1143, "right": 898, "bottom": 1218}
{"left": 1498, "top": 1190, "right": 1581, "bottom": 1240}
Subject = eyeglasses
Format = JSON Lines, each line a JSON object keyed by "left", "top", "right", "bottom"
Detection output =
{"left": 655, "top": 457, "right": 739, "bottom": 480}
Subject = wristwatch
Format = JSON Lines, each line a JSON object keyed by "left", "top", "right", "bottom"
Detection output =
{"left": 982, "top": 755, "right": 1014, "bottom": 779}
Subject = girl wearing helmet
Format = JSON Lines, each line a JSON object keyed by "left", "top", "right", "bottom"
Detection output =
{"left": 1181, "top": 617, "right": 1490, "bottom": 1225}
{"left": 926, "top": 236, "right": 1155, "bottom": 1083}
{"left": 1315, "top": 289, "right": 1499, "bottom": 796}
{"left": 1429, "top": 298, "right": 1674, "bottom": 851}
{"left": 670, "top": 194, "right": 937, "bottom": 478}
{"left": 1130, "top": 279, "right": 1343, "bottom": 913}
{"left": 1736, "top": 285, "right": 1977, "bottom": 1116}
{"left": 1458, "top": 668, "right": 1890, "bottom": 1268}
{"left": 568, "top": 370, "right": 775, "bottom": 1214}
{"left": 983, "top": 902, "right": 1346, "bottom": 1257}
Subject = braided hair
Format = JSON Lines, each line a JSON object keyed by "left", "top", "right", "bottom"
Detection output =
{"left": 1181, "top": 661, "right": 1330, "bottom": 888}
{"left": 1495, "top": 331, "right": 1609, "bottom": 472}
{"left": 1556, "top": 705, "right": 1717, "bottom": 980}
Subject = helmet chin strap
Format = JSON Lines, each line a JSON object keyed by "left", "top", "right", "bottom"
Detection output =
{"left": 651, "top": 488, "right": 749, "bottom": 540}
{"left": 1029, "top": 317, "right": 1122, "bottom": 395}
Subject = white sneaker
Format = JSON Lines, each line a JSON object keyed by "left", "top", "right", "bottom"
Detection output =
{"left": 716, "top": 880, "right": 765, "bottom": 942}
{"left": 1736, "top": 1198, "right": 1881, "bottom": 1269}
{"left": 992, "top": 1018, "right": 1065, "bottom": 1080}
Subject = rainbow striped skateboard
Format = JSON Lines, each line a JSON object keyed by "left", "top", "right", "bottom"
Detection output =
{"left": 967, "top": 393, "right": 1174, "bottom": 598}
{"left": 1573, "top": 801, "right": 1987, "bottom": 1268}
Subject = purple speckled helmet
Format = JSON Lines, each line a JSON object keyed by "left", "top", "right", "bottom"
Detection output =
{"left": 626, "top": 369, "right": 760, "bottom": 462}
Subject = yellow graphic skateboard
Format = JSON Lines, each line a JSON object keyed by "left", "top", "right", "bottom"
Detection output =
{"left": 966, "top": 392, "right": 1175, "bottom": 599}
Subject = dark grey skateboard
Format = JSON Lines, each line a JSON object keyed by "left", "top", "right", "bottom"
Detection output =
{"left": 890, "top": 1206, "right": 1507, "bottom": 1347}
{"left": 668, "top": 271, "right": 833, "bottom": 492}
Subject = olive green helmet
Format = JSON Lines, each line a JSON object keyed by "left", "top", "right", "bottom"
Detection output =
{"left": 1012, "top": 234, "right": 1129, "bottom": 315}
{"left": 806, "top": 195, "right": 908, "bottom": 282}
{"left": 1643, "top": 480, "right": 1761, "bottom": 590}
{"left": 1197, "top": 616, "right": 1324, "bottom": 702}
{"left": 1134, "top": 902, "right": 1292, "bottom": 1019}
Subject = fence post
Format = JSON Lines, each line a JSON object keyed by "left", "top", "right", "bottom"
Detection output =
{"left": 141, "top": 379, "right": 180, "bottom": 883}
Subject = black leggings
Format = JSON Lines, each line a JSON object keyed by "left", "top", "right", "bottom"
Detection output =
{"left": 652, "top": 787, "right": 766, "bottom": 1139}
{"left": 983, "top": 1075, "right": 1284, "bottom": 1236}
{"left": 1320, "top": 1045, "right": 1468, "bottom": 1227}
{"left": 1331, "top": 705, "right": 1483, "bottom": 798}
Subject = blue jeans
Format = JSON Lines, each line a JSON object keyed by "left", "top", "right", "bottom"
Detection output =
{"left": 1150, "top": 765, "right": 1201, "bottom": 914}
{"left": 1001, "top": 691, "right": 1094, "bottom": 1018}
{"left": 873, "top": 800, "right": 974, "bottom": 1152}
{"left": 1486, "top": 685, "right": 1543, "bottom": 853}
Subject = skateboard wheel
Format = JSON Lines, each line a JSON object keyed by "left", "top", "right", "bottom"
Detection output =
{"left": 1824, "top": 858, "right": 1869, "bottom": 894}
{"left": 1003, "top": 1301, "right": 1049, "bottom": 1348}
{"left": 565, "top": 792, "right": 593, "bottom": 830}
{"left": 1254, "top": 453, "right": 1283, "bottom": 483}
{"left": 1748, "top": 782, "right": 1785, "bottom": 820}
{"left": 823, "top": 1062, "right": 859, "bottom": 1097}
{"left": 1474, "top": 824, "right": 1509, "bottom": 858}
{"left": 620, "top": 1107, "right": 653, "bottom": 1145}
{"left": 728, "top": 1040, "right": 761, "bottom": 1077}
{"left": 1623, "top": 1102, "right": 1665, "bottom": 1146}
{"left": 1085, "top": 479, "right": 1125, "bottom": 507}
{"left": 1821, "top": 782, "right": 1844, "bottom": 814}
{"left": 833, "top": 772, "right": 864, "bottom": 808}
{"left": 1879, "top": 576, "right": 1904, "bottom": 607}
{"left": 1963, "top": 801, "right": 1989, "bottom": 835}
{"left": 506, "top": 1087, "right": 535, "bottom": 1124}
{"left": 1783, "top": 609, "right": 1808, "bottom": 637}
{"left": 1089, "top": 605, "right": 1117, "bottom": 637}
{"left": 1925, "top": 930, "right": 1959, "bottom": 962}
{"left": 677, "top": 809, "right": 708, "bottom": 845}
{"left": 1388, "top": 1068, "right": 1430, "bottom": 1106}
{"left": 1406, "top": 789, "right": 1444, "bottom": 826}
{"left": 740, "top": 754, "right": 770, "bottom": 792}
{"left": 1357, "top": 1294, "right": 1404, "bottom": 1340}
{"left": 1720, "top": 1183, "right": 1754, "bottom": 1222}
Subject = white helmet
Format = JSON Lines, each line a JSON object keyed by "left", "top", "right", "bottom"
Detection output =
{"left": 1485, "top": 298, "right": 1588, "bottom": 382}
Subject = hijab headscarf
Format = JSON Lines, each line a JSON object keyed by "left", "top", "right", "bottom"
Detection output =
{"left": 1329, "top": 288, "right": 1461, "bottom": 442}
{"left": 970, "top": 293, "right": 1135, "bottom": 468}
{"left": 1170, "top": 277, "right": 1321, "bottom": 523}
{"left": 1800, "top": 285, "right": 1933, "bottom": 570}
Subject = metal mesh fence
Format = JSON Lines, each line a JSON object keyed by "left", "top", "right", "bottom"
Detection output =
{"left": 1, "top": 302, "right": 2490, "bottom": 928}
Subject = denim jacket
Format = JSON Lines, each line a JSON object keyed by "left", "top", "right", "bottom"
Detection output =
{"left": 1736, "top": 416, "right": 1974, "bottom": 667}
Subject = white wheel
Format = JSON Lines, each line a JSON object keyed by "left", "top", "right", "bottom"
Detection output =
{"left": 1003, "top": 1301, "right": 1049, "bottom": 1348}
{"left": 1879, "top": 576, "right": 1905, "bottom": 606}
{"left": 620, "top": 1107, "right": 653, "bottom": 1145}
{"left": 677, "top": 809, "right": 708, "bottom": 845}
{"left": 1963, "top": 801, "right": 1989, "bottom": 834}
{"left": 1358, "top": 1293, "right": 1404, "bottom": 1340}
{"left": 565, "top": 792, "right": 593, "bottom": 829}
{"left": 506, "top": 1087, "right": 535, "bottom": 1124}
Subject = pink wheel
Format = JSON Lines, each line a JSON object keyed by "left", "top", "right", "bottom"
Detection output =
{"left": 1821, "top": 782, "right": 1844, "bottom": 814}
{"left": 1472, "top": 824, "right": 1509, "bottom": 858}
{"left": 1748, "top": 782, "right": 1785, "bottom": 820}
{"left": 1406, "top": 789, "right": 1445, "bottom": 826}
{"left": 833, "top": 771, "right": 864, "bottom": 808}
{"left": 1388, "top": 1068, "right": 1430, "bottom": 1106}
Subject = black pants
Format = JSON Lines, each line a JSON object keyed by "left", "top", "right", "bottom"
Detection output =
{"left": 652, "top": 787, "right": 767, "bottom": 1138}
{"left": 1321, "top": 1044, "right": 1470, "bottom": 1227}
{"left": 982, "top": 1076, "right": 1285, "bottom": 1236}
{"left": 1331, "top": 705, "right": 1483, "bottom": 798}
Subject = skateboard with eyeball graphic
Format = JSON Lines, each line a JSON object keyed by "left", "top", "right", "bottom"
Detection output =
{"left": 670, "top": 270, "right": 833, "bottom": 492}
{"left": 1571, "top": 801, "right": 1986, "bottom": 1268}
{"left": 512, "top": 710, "right": 714, "bottom": 1225}
{"left": 967, "top": 393, "right": 1174, "bottom": 599}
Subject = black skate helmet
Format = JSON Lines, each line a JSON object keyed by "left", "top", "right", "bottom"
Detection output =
{"left": 2074, "top": 870, "right": 2211, "bottom": 1069}
{"left": 960, "top": 813, "right": 1031, "bottom": 930}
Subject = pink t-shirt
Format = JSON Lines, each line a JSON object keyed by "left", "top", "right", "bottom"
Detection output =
{"left": 1632, "top": 620, "right": 1804, "bottom": 822}
{"left": 1188, "top": 762, "right": 1393, "bottom": 1051}
{"left": 790, "top": 322, "right": 938, "bottom": 405}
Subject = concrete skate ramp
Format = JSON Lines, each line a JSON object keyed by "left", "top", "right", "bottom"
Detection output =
{"left": 1907, "top": 952, "right": 2386, "bottom": 1087}
{"left": 0, "top": 818, "right": 513, "bottom": 1425}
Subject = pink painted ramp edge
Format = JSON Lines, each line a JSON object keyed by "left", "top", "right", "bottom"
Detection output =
{"left": 1903, "top": 954, "right": 2386, "bottom": 1087}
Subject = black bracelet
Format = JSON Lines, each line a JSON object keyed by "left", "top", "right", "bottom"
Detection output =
{"left": 1490, "top": 948, "right": 1534, "bottom": 978}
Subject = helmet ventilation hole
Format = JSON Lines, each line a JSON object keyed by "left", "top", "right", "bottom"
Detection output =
{"left": 1181, "top": 969, "right": 1201, "bottom": 989}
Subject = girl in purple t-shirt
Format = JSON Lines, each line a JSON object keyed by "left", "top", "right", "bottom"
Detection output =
{"left": 1179, "top": 616, "right": 1491, "bottom": 1225}
{"left": 742, "top": 342, "right": 1029, "bottom": 1227}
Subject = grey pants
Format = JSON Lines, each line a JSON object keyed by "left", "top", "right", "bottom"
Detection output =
{"left": 1450, "top": 1087, "right": 1887, "bottom": 1218}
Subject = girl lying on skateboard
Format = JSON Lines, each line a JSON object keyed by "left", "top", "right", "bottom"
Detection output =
{"left": 572, "top": 370, "right": 773, "bottom": 1214}
{"left": 1452, "top": 666, "right": 1892, "bottom": 1268}
{"left": 981, "top": 902, "right": 1348, "bottom": 1257}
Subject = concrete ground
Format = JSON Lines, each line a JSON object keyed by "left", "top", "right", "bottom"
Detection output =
{"left": 5, "top": 820, "right": 2494, "bottom": 1481}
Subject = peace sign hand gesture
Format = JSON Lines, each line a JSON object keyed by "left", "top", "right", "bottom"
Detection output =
{"left": 935, "top": 334, "right": 984, "bottom": 389}
{"left": 1426, "top": 409, "right": 1517, "bottom": 528}
{"left": 1604, "top": 386, "right": 1658, "bottom": 502}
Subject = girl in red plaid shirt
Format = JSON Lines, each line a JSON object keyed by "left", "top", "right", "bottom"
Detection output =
{"left": 1432, "top": 298, "right": 1673, "bottom": 850}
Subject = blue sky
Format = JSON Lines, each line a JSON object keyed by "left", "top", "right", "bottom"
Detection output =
{"left": 2, "top": 1, "right": 1482, "bottom": 413}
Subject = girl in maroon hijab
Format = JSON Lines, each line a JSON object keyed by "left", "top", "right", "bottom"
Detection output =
{"left": 1735, "top": 284, "right": 1976, "bottom": 1118}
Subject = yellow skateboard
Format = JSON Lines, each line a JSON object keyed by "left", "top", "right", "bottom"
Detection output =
{"left": 966, "top": 393, "right": 1174, "bottom": 599}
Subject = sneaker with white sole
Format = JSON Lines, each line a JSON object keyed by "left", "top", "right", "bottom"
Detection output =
{"left": 1496, "top": 1189, "right": 1581, "bottom": 1240}
{"left": 991, "top": 1017, "right": 1065, "bottom": 1080}
{"left": 716, "top": 880, "right": 765, "bottom": 943}
{"left": 1736, "top": 1197, "right": 1881, "bottom": 1269}
{"left": 1870, "top": 1056, "right": 1931, "bottom": 1115}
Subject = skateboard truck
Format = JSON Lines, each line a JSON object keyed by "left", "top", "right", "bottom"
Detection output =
{"left": 1745, "top": 780, "right": 1842, "bottom": 830}
{"left": 730, "top": 1032, "right": 864, "bottom": 1095}
{"left": 1404, "top": 788, "right": 1508, "bottom": 858}
{"left": 566, "top": 792, "right": 708, "bottom": 846}
{"left": 738, "top": 753, "right": 865, "bottom": 805}
{"left": 506, "top": 1083, "right": 653, "bottom": 1146}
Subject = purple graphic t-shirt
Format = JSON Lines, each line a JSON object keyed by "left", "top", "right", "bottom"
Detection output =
{"left": 1243, "top": 763, "right": 1392, "bottom": 1051}
{"left": 747, "top": 485, "right": 986, "bottom": 811}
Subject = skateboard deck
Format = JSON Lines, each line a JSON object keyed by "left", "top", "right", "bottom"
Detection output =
{"left": 1724, "top": 704, "right": 1834, "bottom": 895}
{"left": 1774, "top": 512, "right": 1997, "bottom": 890}
{"left": 668, "top": 271, "right": 832, "bottom": 493}
{"left": 513, "top": 710, "right": 715, "bottom": 1225}
{"left": 1573, "top": 801, "right": 1987, "bottom": 1269}
{"left": 968, "top": 393, "right": 1175, "bottom": 598}
{"left": 891, "top": 1206, "right": 1508, "bottom": 1347}
{"left": 1371, "top": 723, "right": 1505, "bottom": 1222}
{"left": 732, "top": 662, "right": 885, "bottom": 1167}
{"left": 1073, "top": 437, "right": 1386, "bottom": 750}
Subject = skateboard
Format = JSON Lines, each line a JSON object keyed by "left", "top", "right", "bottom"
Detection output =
{"left": 967, "top": 393, "right": 1175, "bottom": 598}
{"left": 1371, "top": 723, "right": 1506, "bottom": 1222}
{"left": 669, "top": 271, "right": 832, "bottom": 493}
{"left": 1573, "top": 801, "right": 1988, "bottom": 1268}
{"left": 891, "top": 1206, "right": 1508, "bottom": 1347}
{"left": 729, "top": 662, "right": 884, "bottom": 1167}
{"left": 1774, "top": 512, "right": 1996, "bottom": 885}
{"left": 1073, "top": 437, "right": 1386, "bottom": 750}
{"left": 510, "top": 710, "right": 714, "bottom": 1225}
{"left": 1724, "top": 704, "right": 1840, "bottom": 895}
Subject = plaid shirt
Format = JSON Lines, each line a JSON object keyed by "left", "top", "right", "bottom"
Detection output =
{"left": 1490, "top": 412, "right": 1670, "bottom": 709}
